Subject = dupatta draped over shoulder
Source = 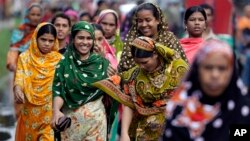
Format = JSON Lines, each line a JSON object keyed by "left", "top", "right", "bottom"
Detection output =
{"left": 14, "top": 22, "right": 62, "bottom": 106}
{"left": 53, "top": 21, "right": 109, "bottom": 109}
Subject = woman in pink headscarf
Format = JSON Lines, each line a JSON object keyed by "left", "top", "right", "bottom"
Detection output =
{"left": 96, "top": 9, "right": 123, "bottom": 62}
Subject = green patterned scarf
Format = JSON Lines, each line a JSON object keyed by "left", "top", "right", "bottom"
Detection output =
{"left": 53, "top": 21, "right": 109, "bottom": 109}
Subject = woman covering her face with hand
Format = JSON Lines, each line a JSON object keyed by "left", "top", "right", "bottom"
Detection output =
{"left": 94, "top": 36, "right": 188, "bottom": 141}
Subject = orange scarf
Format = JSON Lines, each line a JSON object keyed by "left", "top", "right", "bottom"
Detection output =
{"left": 14, "top": 22, "right": 62, "bottom": 105}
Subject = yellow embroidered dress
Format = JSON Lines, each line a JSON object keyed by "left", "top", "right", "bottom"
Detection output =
{"left": 14, "top": 23, "right": 62, "bottom": 141}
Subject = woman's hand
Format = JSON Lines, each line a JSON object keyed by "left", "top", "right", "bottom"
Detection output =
{"left": 13, "top": 86, "right": 25, "bottom": 104}
{"left": 94, "top": 43, "right": 105, "bottom": 57}
{"left": 7, "top": 63, "right": 17, "bottom": 72}
{"left": 107, "top": 63, "right": 117, "bottom": 77}
{"left": 51, "top": 109, "right": 65, "bottom": 129}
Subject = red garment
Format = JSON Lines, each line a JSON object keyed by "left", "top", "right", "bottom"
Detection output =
{"left": 180, "top": 37, "right": 204, "bottom": 64}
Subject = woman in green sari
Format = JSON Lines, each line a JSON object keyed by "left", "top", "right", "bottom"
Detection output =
{"left": 51, "top": 21, "right": 109, "bottom": 140}
{"left": 94, "top": 36, "right": 189, "bottom": 140}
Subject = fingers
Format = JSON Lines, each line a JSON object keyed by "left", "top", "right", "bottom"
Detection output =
{"left": 107, "top": 65, "right": 117, "bottom": 77}
{"left": 14, "top": 91, "right": 24, "bottom": 104}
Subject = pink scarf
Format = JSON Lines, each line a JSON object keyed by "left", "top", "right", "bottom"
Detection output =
{"left": 180, "top": 37, "right": 204, "bottom": 64}
{"left": 102, "top": 39, "right": 118, "bottom": 69}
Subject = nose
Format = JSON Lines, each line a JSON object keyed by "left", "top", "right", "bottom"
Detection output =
{"left": 211, "top": 68, "right": 220, "bottom": 79}
{"left": 142, "top": 21, "right": 147, "bottom": 27}
{"left": 45, "top": 41, "right": 50, "bottom": 46}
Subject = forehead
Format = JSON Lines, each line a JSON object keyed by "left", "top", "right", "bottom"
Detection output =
{"left": 54, "top": 17, "right": 70, "bottom": 25}
{"left": 136, "top": 9, "right": 154, "bottom": 18}
{"left": 75, "top": 30, "right": 91, "bottom": 36}
{"left": 200, "top": 52, "right": 231, "bottom": 65}
{"left": 38, "top": 33, "right": 55, "bottom": 39}
{"left": 94, "top": 30, "right": 103, "bottom": 36}
{"left": 100, "top": 13, "right": 116, "bottom": 23}
{"left": 29, "top": 6, "right": 42, "bottom": 13}
{"left": 189, "top": 12, "right": 205, "bottom": 18}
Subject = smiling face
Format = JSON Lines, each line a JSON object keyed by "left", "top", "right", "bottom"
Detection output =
{"left": 37, "top": 33, "right": 55, "bottom": 54}
{"left": 198, "top": 52, "right": 233, "bottom": 97}
{"left": 136, "top": 9, "right": 160, "bottom": 38}
{"left": 73, "top": 30, "right": 94, "bottom": 60}
{"left": 185, "top": 11, "right": 206, "bottom": 38}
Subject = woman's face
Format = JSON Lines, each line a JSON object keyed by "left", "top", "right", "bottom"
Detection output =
{"left": 134, "top": 53, "right": 159, "bottom": 73}
{"left": 27, "top": 7, "right": 42, "bottom": 26}
{"left": 73, "top": 30, "right": 93, "bottom": 59}
{"left": 80, "top": 15, "right": 91, "bottom": 22}
{"left": 99, "top": 13, "right": 117, "bottom": 39}
{"left": 198, "top": 52, "right": 233, "bottom": 97}
{"left": 136, "top": 9, "right": 159, "bottom": 38}
{"left": 37, "top": 33, "right": 55, "bottom": 54}
{"left": 94, "top": 29, "right": 104, "bottom": 46}
{"left": 186, "top": 11, "right": 206, "bottom": 37}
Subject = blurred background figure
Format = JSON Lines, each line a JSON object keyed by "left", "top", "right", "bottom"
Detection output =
{"left": 162, "top": 39, "right": 250, "bottom": 141}
{"left": 79, "top": 11, "right": 92, "bottom": 22}
{"left": 200, "top": 3, "right": 219, "bottom": 40}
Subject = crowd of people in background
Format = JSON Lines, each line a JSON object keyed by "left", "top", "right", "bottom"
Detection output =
{"left": 2, "top": 0, "right": 250, "bottom": 141}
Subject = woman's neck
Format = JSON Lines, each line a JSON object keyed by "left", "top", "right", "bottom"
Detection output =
{"left": 80, "top": 53, "right": 90, "bottom": 61}
{"left": 59, "top": 39, "right": 67, "bottom": 49}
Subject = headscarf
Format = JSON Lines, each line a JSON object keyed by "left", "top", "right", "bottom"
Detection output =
{"left": 14, "top": 22, "right": 62, "bottom": 105}
{"left": 118, "top": 2, "right": 187, "bottom": 72}
{"left": 64, "top": 9, "right": 78, "bottom": 21}
{"left": 96, "top": 9, "right": 123, "bottom": 59}
{"left": 93, "top": 36, "right": 188, "bottom": 113}
{"left": 162, "top": 39, "right": 250, "bottom": 141}
{"left": 10, "top": 3, "right": 43, "bottom": 52}
{"left": 53, "top": 21, "right": 109, "bottom": 109}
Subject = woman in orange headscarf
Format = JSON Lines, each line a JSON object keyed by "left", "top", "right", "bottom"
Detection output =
{"left": 13, "top": 23, "right": 62, "bottom": 141}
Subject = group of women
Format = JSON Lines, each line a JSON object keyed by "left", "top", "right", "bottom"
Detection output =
{"left": 7, "top": 1, "right": 250, "bottom": 141}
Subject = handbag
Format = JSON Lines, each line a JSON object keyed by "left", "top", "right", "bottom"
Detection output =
{"left": 54, "top": 116, "right": 71, "bottom": 132}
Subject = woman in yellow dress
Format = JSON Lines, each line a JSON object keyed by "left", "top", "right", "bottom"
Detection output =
{"left": 13, "top": 22, "right": 62, "bottom": 140}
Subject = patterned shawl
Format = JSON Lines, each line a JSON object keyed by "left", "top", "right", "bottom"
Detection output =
{"left": 53, "top": 21, "right": 109, "bottom": 109}
{"left": 14, "top": 22, "right": 62, "bottom": 105}
{"left": 118, "top": 2, "right": 187, "bottom": 72}
{"left": 93, "top": 38, "right": 188, "bottom": 115}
